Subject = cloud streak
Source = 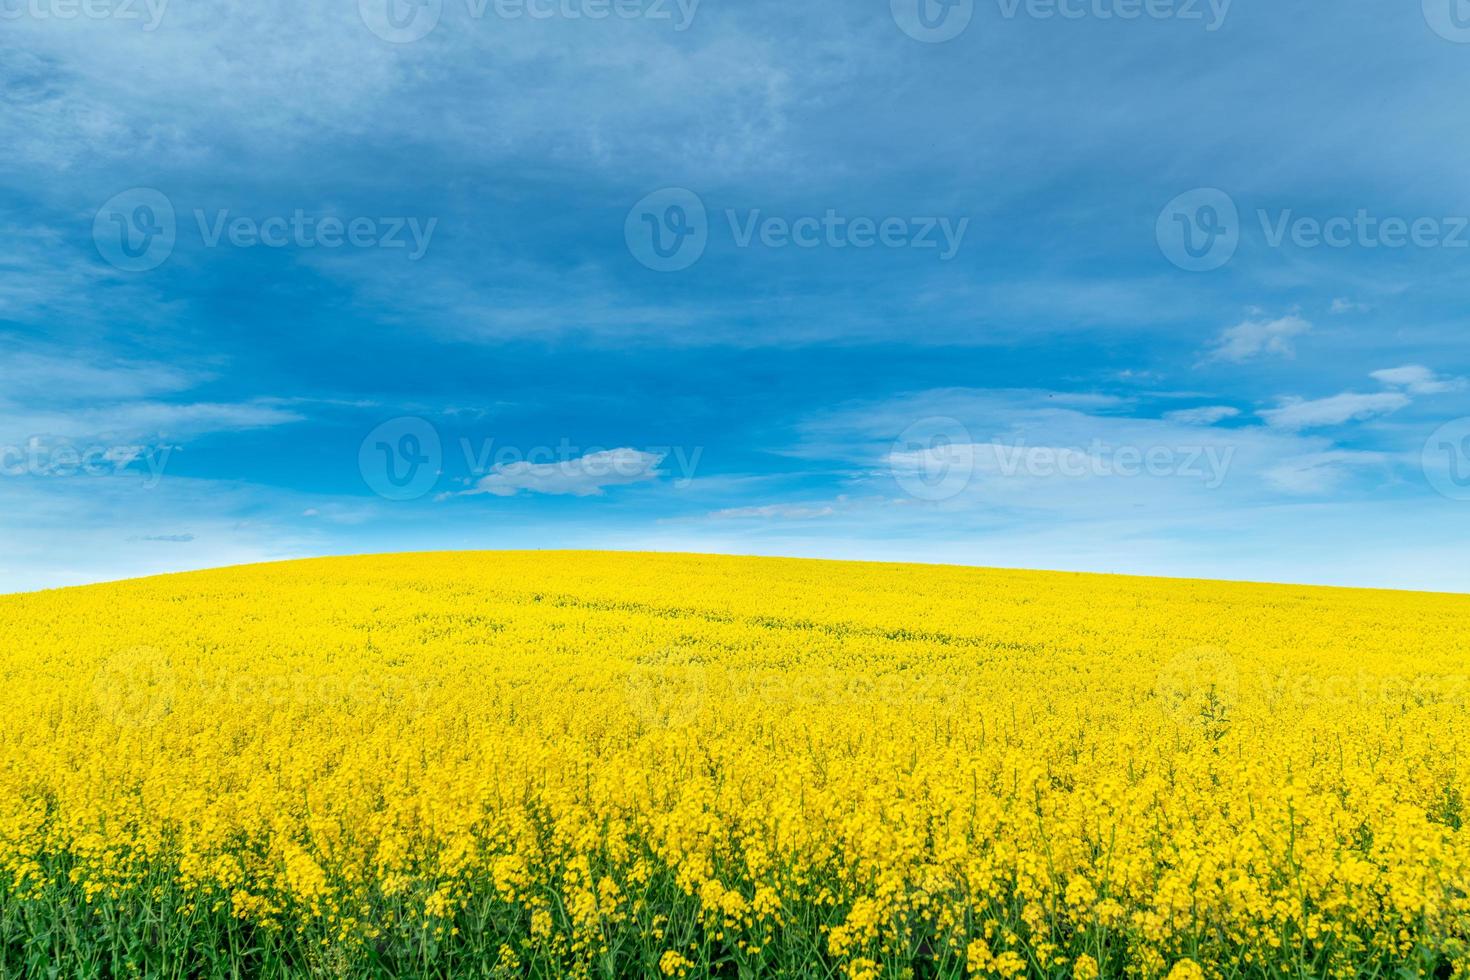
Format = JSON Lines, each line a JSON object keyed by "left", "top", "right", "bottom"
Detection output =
{"left": 1207, "top": 314, "right": 1311, "bottom": 363}
{"left": 453, "top": 448, "right": 666, "bottom": 497}
{"left": 1258, "top": 392, "right": 1411, "bottom": 431}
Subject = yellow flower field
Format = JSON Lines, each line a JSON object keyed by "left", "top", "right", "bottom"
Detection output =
{"left": 1, "top": 551, "right": 1468, "bottom": 978}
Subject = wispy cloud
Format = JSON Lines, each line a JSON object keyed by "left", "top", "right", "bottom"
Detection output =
{"left": 1207, "top": 314, "right": 1311, "bottom": 363}
{"left": 711, "top": 503, "right": 836, "bottom": 520}
{"left": 1165, "top": 405, "right": 1240, "bottom": 426}
{"left": 452, "top": 448, "right": 665, "bottom": 498}
{"left": 1258, "top": 392, "right": 1411, "bottom": 430}
{"left": 0, "top": 348, "right": 200, "bottom": 403}
{"left": 1261, "top": 451, "right": 1391, "bottom": 494}
{"left": 1370, "top": 365, "right": 1464, "bottom": 395}
{"left": 802, "top": 386, "right": 1382, "bottom": 511}
{"left": 3, "top": 401, "right": 302, "bottom": 441}
{"left": 0, "top": 347, "right": 302, "bottom": 446}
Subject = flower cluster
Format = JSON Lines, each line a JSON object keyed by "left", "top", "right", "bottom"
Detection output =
{"left": 0, "top": 551, "right": 1466, "bottom": 977}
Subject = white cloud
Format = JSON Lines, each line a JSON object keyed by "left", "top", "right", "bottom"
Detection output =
{"left": 785, "top": 385, "right": 1455, "bottom": 557}
{"left": 0, "top": 1, "right": 798, "bottom": 183}
{"left": 677, "top": 386, "right": 1470, "bottom": 590}
{"left": 0, "top": 224, "right": 186, "bottom": 332}
{"left": 0, "top": 349, "right": 200, "bottom": 403}
{"left": 1330, "top": 298, "right": 1369, "bottom": 314}
{"left": 1164, "top": 405, "right": 1240, "bottom": 425}
{"left": 1258, "top": 392, "right": 1411, "bottom": 430}
{"left": 0, "top": 346, "right": 303, "bottom": 450}
{"left": 1262, "top": 451, "right": 1390, "bottom": 494}
{"left": 1370, "top": 365, "right": 1464, "bottom": 395}
{"left": 456, "top": 448, "right": 665, "bottom": 497}
{"left": 0, "top": 401, "right": 303, "bottom": 446}
{"left": 1208, "top": 314, "right": 1312, "bottom": 362}
{"left": 0, "top": 474, "right": 314, "bottom": 593}
{"left": 711, "top": 504, "right": 836, "bottom": 519}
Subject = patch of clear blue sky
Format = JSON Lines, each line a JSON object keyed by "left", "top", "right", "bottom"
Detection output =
{"left": 1, "top": 0, "right": 1469, "bottom": 591}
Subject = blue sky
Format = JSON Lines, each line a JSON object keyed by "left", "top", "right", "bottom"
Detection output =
{"left": 4, "top": 0, "right": 1470, "bottom": 592}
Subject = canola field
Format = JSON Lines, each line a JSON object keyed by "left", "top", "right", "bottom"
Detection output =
{"left": 1, "top": 551, "right": 1468, "bottom": 979}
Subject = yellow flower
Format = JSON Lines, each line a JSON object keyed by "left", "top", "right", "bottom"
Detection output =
{"left": 658, "top": 951, "right": 692, "bottom": 977}
{"left": 1166, "top": 959, "right": 1205, "bottom": 980}
{"left": 0, "top": 551, "right": 1465, "bottom": 975}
